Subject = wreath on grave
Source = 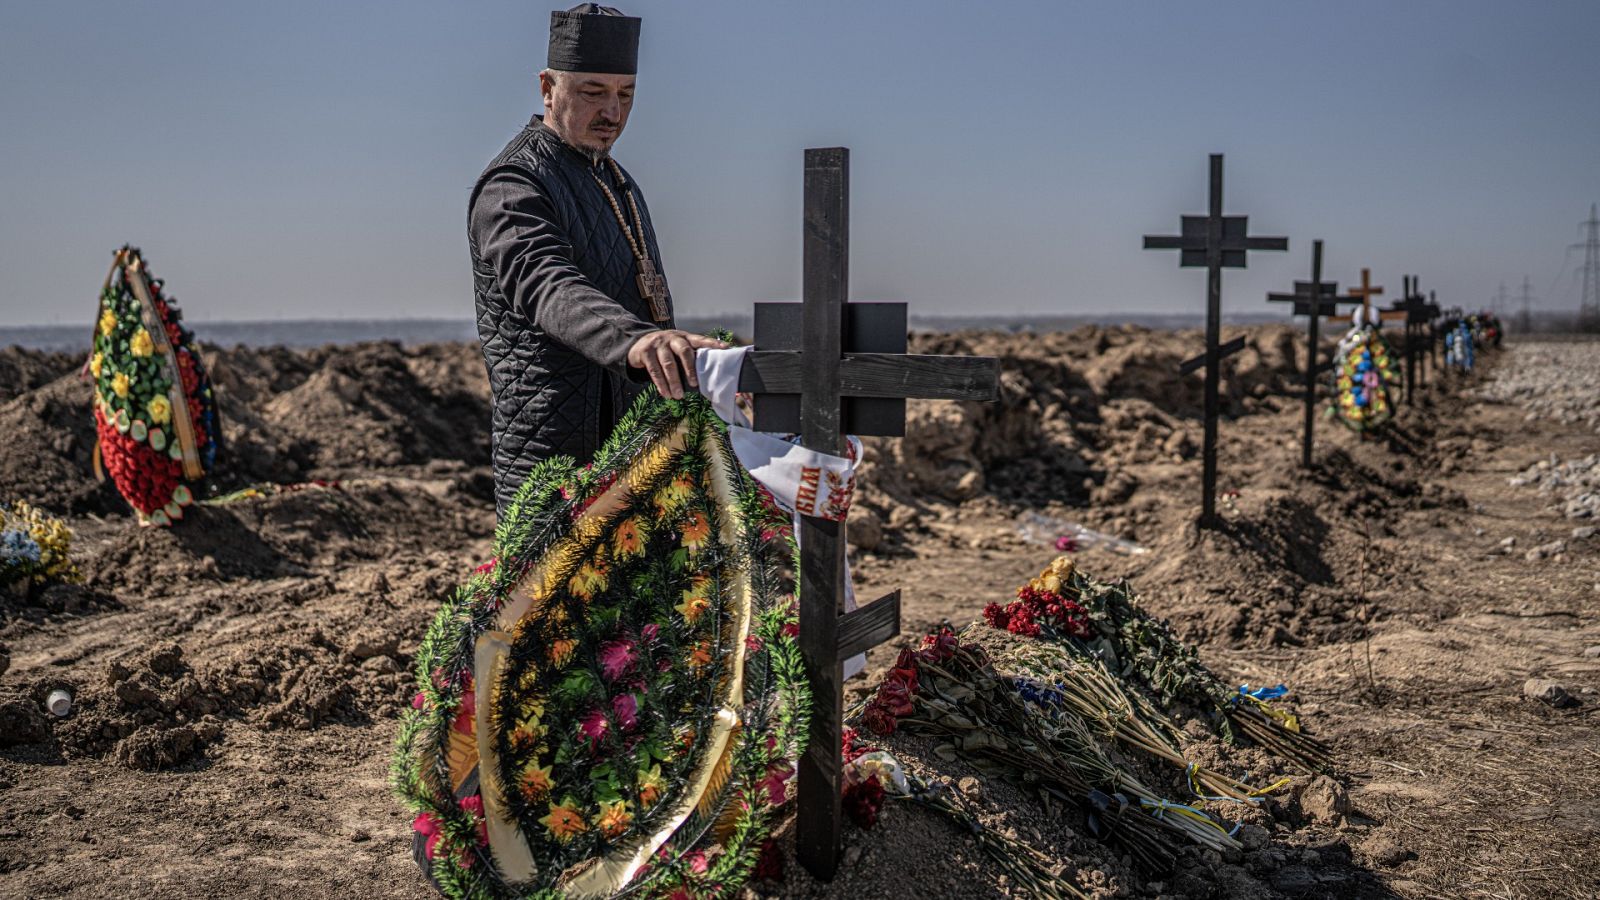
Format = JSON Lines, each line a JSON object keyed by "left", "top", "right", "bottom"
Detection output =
{"left": 391, "top": 394, "right": 809, "bottom": 899}
{"left": 90, "top": 247, "right": 220, "bottom": 525}
{"left": 1330, "top": 324, "right": 1398, "bottom": 432}
{"left": 1477, "top": 312, "right": 1502, "bottom": 349}
{"left": 1444, "top": 319, "right": 1475, "bottom": 371}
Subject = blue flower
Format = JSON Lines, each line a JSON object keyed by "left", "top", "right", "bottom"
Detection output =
{"left": 1, "top": 528, "right": 41, "bottom": 566}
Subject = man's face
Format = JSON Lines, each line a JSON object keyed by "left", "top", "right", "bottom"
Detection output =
{"left": 540, "top": 71, "right": 635, "bottom": 157}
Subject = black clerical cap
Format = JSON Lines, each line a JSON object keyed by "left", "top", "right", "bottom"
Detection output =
{"left": 547, "top": 4, "right": 640, "bottom": 75}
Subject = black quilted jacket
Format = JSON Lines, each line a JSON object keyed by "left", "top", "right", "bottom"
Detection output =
{"left": 469, "top": 116, "right": 673, "bottom": 517}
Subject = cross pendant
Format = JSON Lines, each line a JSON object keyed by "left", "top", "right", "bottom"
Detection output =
{"left": 636, "top": 259, "right": 671, "bottom": 322}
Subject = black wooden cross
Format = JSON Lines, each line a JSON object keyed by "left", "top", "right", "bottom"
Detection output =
{"left": 1267, "top": 239, "right": 1338, "bottom": 468}
{"left": 1389, "top": 276, "right": 1429, "bottom": 402}
{"left": 737, "top": 147, "right": 999, "bottom": 880}
{"left": 1144, "top": 153, "right": 1287, "bottom": 527}
{"left": 1426, "top": 290, "right": 1441, "bottom": 374}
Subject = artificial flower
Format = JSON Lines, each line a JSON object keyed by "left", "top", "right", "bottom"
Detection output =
{"left": 450, "top": 685, "right": 476, "bottom": 735}
{"left": 654, "top": 474, "right": 694, "bottom": 515}
{"left": 413, "top": 811, "right": 445, "bottom": 860}
{"left": 636, "top": 763, "right": 665, "bottom": 808}
{"left": 598, "top": 639, "right": 636, "bottom": 682}
{"left": 518, "top": 762, "right": 555, "bottom": 803}
{"left": 680, "top": 511, "right": 711, "bottom": 552}
{"left": 569, "top": 557, "right": 609, "bottom": 601}
{"left": 111, "top": 372, "right": 131, "bottom": 398}
{"left": 610, "top": 692, "right": 639, "bottom": 732}
{"left": 613, "top": 516, "right": 645, "bottom": 558}
{"left": 459, "top": 794, "right": 490, "bottom": 847}
{"left": 129, "top": 328, "right": 154, "bottom": 357}
{"left": 548, "top": 638, "right": 578, "bottom": 667}
{"left": 579, "top": 707, "right": 610, "bottom": 748}
{"left": 676, "top": 576, "right": 711, "bottom": 624}
{"left": 146, "top": 394, "right": 171, "bottom": 426}
{"left": 687, "top": 641, "right": 714, "bottom": 671}
{"left": 595, "top": 799, "right": 633, "bottom": 839}
{"left": 757, "top": 760, "right": 794, "bottom": 805}
{"left": 89, "top": 352, "right": 103, "bottom": 379}
{"left": 539, "top": 798, "right": 588, "bottom": 843}
{"left": 98, "top": 309, "right": 116, "bottom": 337}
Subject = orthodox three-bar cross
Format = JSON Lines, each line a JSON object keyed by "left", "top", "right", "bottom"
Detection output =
{"left": 1144, "top": 153, "right": 1287, "bottom": 526}
{"left": 737, "top": 147, "right": 1000, "bottom": 880}
{"left": 1267, "top": 239, "right": 1337, "bottom": 468}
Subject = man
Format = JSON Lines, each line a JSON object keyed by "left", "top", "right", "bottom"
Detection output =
{"left": 470, "top": 4, "right": 724, "bottom": 516}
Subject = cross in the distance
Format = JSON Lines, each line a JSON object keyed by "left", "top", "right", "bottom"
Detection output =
{"left": 1144, "top": 153, "right": 1287, "bottom": 526}
{"left": 1267, "top": 239, "right": 1338, "bottom": 468}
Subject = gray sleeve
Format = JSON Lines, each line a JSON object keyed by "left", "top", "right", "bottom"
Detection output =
{"left": 470, "top": 169, "right": 657, "bottom": 374}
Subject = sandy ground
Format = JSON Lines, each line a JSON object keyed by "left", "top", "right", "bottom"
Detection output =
{"left": 1, "top": 329, "right": 1596, "bottom": 899}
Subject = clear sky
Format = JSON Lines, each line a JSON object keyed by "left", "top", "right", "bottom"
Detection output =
{"left": 2, "top": 0, "right": 1597, "bottom": 327}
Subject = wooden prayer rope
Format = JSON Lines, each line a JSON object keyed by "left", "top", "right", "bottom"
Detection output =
{"left": 590, "top": 159, "right": 671, "bottom": 322}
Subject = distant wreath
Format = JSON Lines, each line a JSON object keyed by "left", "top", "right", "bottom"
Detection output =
{"left": 90, "top": 247, "right": 221, "bottom": 525}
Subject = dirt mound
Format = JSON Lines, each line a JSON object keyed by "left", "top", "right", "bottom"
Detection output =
{"left": 0, "top": 348, "right": 82, "bottom": 404}
{"left": 40, "top": 641, "right": 226, "bottom": 769}
{"left": 80, "top": 478, "right": 491, "bottom": 597}
{"left": 210, "top": 341, "right": 490, "bottom": 480}
{"left": 0, "top": 341, "right": 491, "bottom": 516}
{"left": 856, "top": 326, "right": 1306, "bottom": 518}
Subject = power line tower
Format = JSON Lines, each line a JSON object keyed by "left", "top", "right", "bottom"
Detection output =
{"left": 1576, "top": 203, "right": 1600, "bottom": 330}
{"left": 1517, "top": 275, "right": 1534, "bottom": 334}
{"left": 1495, "top": 282, "right": 1511, "bottom": 330}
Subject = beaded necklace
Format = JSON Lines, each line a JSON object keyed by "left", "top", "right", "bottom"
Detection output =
{"left": 589, "top": 158, "right": 671, "bottom": 323}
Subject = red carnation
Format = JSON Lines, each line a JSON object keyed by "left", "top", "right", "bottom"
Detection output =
{"left": 843, "top": 776, "right": 886, "bottom": 829}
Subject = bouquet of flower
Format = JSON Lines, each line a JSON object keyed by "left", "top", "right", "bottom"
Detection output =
{"left": 0, "top": 500, "right": 81, "bottom": 592}
{"left": 983, "top": 558, "right": 1330, "bottom": 774}
{"left": 391, "top": 394, "right": 809, "bottom": 899}
{"left": 839, "top": 731, "right": 1091, "bottom": 900}
{"left": 90, "top": 246, "right": 220, "bottom": 526}
{"left": 1331, "top": 324, "right": 1399, "bottom": 433}
{"left": 861, "top": 627, "right": 1243, "bottom": 874}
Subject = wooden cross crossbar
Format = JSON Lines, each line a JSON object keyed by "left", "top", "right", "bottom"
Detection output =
{"left": 740, "top": 147, "right": 999, "bottom": 882}
{"left": 1143, "top": 153, "right": 1287, "bottom": 526}
{"left": 1142, "top": 217, "right": 1289, "bottom": 265}
{"left": 1178, "top": 335, "right": 1245, "bottom": 376}
{"left": 738, "top": 350, "right": 997, "bottom": 426}
{"left": 1341, "top": 268, "right": 1384, "bottom": 317}
{"left": 1266, "top": 240, "right": 1338, "bottom": 468}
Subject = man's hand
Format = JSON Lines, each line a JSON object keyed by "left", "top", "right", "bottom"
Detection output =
{"left": 627, "top": 330, "right": 729, "bottom": 400}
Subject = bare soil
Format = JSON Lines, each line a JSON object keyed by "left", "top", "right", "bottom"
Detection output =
{"left": 1, "top": 330, "right": 1595, "bottom": 899}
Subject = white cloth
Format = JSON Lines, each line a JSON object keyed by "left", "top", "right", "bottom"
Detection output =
{"left": 696, "top": 346, "right": 867, "bottom": 678}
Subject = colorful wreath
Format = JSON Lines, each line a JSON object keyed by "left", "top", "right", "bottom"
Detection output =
{"left": 1331, "top": 324, "right": 1399, "bottom": 433}
{"left": 1444, "top": 319, "right": 1475, "bottom": 372}
{"left": 391, "top": 394, "right": 809, "bottom": 899}
{"left": 90, "top": 247, "right": 221, "bottom": 526}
